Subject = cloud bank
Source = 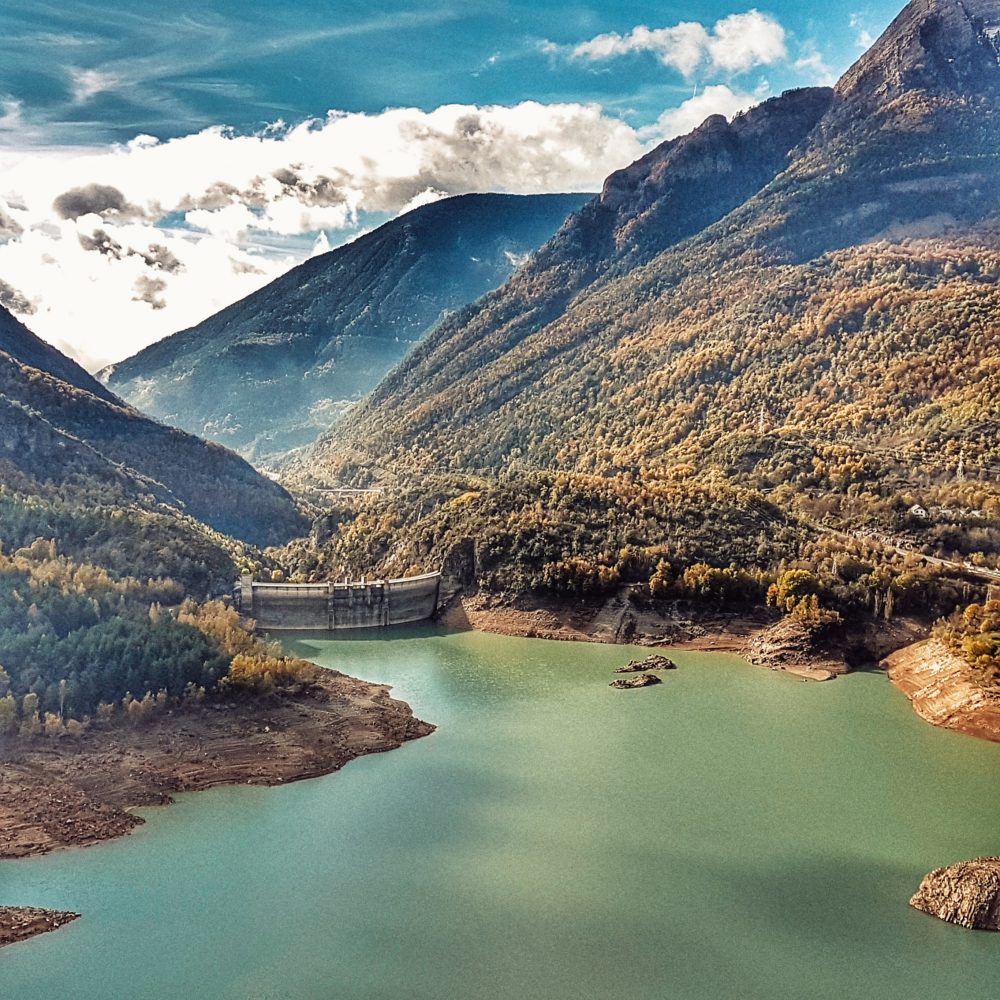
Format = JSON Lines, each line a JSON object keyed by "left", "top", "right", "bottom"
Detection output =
{"left": 0, "top": 102, "right": 651, "bottom": 368}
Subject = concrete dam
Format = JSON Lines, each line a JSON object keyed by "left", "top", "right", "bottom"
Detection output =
{"left": 235, "top": 572, "right": 441, "bottom": 630}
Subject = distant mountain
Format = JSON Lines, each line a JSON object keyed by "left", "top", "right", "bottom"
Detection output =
{"left": 0, "top": 307, "right": 306, "bottom": 547}
{"left": 308, "top": 0, "right": 1000, "bottom": 489}
{"left": 104, "top": 192, "right": 590, "bottom": 462}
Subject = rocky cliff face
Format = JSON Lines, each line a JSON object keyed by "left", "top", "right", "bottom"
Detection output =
{"left": 490, "top": 87, "right": 833, "bottom": 306}
{"left": 835, "top": 0, "right": 1000, "bottom": 109}
{"left": 786, "top": 0, "right": 1000, "bottom": 256}
{"left": 911, "top": 858, "right": 1000, "bottom": 929}
{"left": 593, "top": 87, "right": 833, "bottom": 260}
{"left": 884, "top": 640, "right": 1000, "bottom": 742}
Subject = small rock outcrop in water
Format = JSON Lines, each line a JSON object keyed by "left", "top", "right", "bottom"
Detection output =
{"left": 610, "top": 673, "right": 661, "bottom": 690}
{"left": 0, "top": 907, "right": 80, "bottom": 948}
{"left": 615, "top": 654, "right": 676, "bottom": 674}
{"left": 910, "top": 858, "right": 1000, "bottom": 930}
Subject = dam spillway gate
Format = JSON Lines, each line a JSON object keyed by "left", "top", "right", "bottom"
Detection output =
{"left": 235, "top": 572, "right": 441, "bottom": 630}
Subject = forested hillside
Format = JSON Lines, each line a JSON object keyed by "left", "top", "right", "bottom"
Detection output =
{"left": 0, "top": 310, "right": 314, "bottom": 734}
{"left": 314, "top": 0, "right": 1000, "bottom": 486}
{"left": 285, "top": 0, "right": 1000, "bottom": 634}
{"left": 0, "top": 308, "right": 306, "bottom": 546}
{"left": 104, "top": 193, "right": 589, "bottom": 462}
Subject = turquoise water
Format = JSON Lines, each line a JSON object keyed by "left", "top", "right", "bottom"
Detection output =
{"left": 2, "top": 627, "right": 999, "bottom": 999}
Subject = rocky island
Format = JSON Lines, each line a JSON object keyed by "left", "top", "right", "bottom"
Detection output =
{"left": 911, "top": 858, "right": 1000, "bottom": 930}
{"left": 615, "top": 654, "right": 676, "bottom": 673}
{"left": 0, "top": 908, "right": 80, "bottom": 949}
{"left": 609, "top": 673, "right": 662, "bottom": 690}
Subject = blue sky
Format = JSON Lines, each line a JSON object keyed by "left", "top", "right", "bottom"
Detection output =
{"left": 1, "top": 1, "right": 901, "bottom": 143}
{"left": 0, "top": 1, "right": 904, "bottom": 366}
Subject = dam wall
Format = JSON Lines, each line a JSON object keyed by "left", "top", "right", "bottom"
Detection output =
{"left": 235, "top": 572, "right": 441, "bottom": 631}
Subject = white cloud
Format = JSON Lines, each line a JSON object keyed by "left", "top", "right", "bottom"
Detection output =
{"left": 706, "top": 11, "right": 788, "bottom": 73}
{"left": 566, "top": 9, "right": 787, "bottom": 78}
{"left": 640, "top": 85, "right": 760, "bottom": 141}
{"left": 69, "top": 68, "right": 120, "bottom": 103}
{"left": 573, "top": 23, "right": 711, "bottom": 77}
{"left": 310, "top": 231, "right": 332, "bottom": 258}
{"left": 849, "top": 14, "right": 876, "bottom": 50}
{"left": 0, "top": 101, "right": 647, "bottom": 368}
{"left": 794, "top": 41, "right": 837, "bottom": 86}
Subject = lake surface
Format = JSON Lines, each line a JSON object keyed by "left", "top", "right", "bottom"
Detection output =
{"left": 3, "top": 627, "right": 1000, "bottom": 999}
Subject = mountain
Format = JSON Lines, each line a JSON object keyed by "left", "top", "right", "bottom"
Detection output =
{"left": 0, "top": 306, "right": 117, "bottom": 403}
{"left": 0, "top": 307, "right": 306, "bottom": 548}
{"left": 277, "top": 0, "right": 1000, "bottom": 624}
{"left": 308, "top": 0, "right": 1000, "bottom": 490}
{"left": 103, "top": 192, "right": 590, "bottom": 462}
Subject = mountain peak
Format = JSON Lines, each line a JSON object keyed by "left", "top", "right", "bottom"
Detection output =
{"left": 838, "top": 0, "right": 1000, "bottom": 107}
{"left": 595, "top": 86, "right": 832, "bottom": 225}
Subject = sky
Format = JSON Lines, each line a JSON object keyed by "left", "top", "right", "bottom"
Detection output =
{"left": 0, "top": 0, "right": 903, "bottom": 369}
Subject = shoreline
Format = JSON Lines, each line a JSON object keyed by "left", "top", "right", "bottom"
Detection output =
{"left": 441, "top": 590, "right": 771, "bottom": 653}
{"left": 1, "top": 666, "right": 431, "bottom": 947}
{"left": 1, "top": 668, "right": 433, "bottom": 864}
{"left": 883, "top": 639, "right": 1000, "bottom": 743}
{"left": 0, "top": 908, "right": 80, "bottom": 949}
{"left": 5, "top": 612, "right": 991, "bottom": 945}
{"left": 442, "top": 592, "right": 922, "bottom": 683}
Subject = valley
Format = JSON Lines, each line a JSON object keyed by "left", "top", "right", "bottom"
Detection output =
{"left": 2, "top": 0, "right": 1000, "bottom": 974}
{"left": 104, "top": 193, "right": 590, "bottom": 463}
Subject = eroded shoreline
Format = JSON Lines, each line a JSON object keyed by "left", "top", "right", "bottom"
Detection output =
{"left": 447, "top": 593, "right": 1000, "bottom": 741}
{"left": 1, "top": 668, "right": 433, "bottom": 862}
{"left": 0, "top": 665, "right": 433, "bottom": 945}
{"left": 884, "top": 640, "right": 1000, "bottom": 744}
{"left": 442, "top": 592, "right": 923, "bottom": 681}
{"left": 0, "top": 907, "right": 80, "bottom": 949}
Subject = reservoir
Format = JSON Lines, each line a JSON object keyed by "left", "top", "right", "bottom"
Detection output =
{"left": 3, "top": 628, "right": 1000, "bottom": 999}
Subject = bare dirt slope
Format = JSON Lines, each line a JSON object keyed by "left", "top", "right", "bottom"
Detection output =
{"left": 0, "top": 669, "right": 433, "bottom": 861}
{"left": 885, "top": 640, "right": 1000, "bottom": 742}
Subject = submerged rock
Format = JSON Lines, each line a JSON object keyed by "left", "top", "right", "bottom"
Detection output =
{"left": 615, "top": 654, "right": 676, "bottom": 674}
{"left": 910, "top": 858, "right": 1000, "bottom": 930}
{"left": 609, "top": 673, "right": 661, "bottom": 690}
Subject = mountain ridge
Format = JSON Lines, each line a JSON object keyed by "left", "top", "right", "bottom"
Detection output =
{"left": 344, "top": 86, "right": 836, "bottom": 439}
{"left": 0, "top": 306, "right": 306, "bottom": 547}
{"left": 306, "top": 0, "right": 1000, "bottom": 488}
{"left": 104, "top": 192, "right": 591, "bottom": 461}
{"left": 0, "top": 307, "right": 118, "bottom": 404}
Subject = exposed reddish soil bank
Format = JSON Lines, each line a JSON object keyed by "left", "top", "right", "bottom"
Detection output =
{"left": 884, "top": 640, "right": 1000, "bottom": 743}
{"left": 0, "top": 669, "right": 433, "bottom": 862}
{"left": 444, "top": 591, "right": 924, "bottom": 682}
{"left": 0, "top": 907, "right": 80, "bottom": 948}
